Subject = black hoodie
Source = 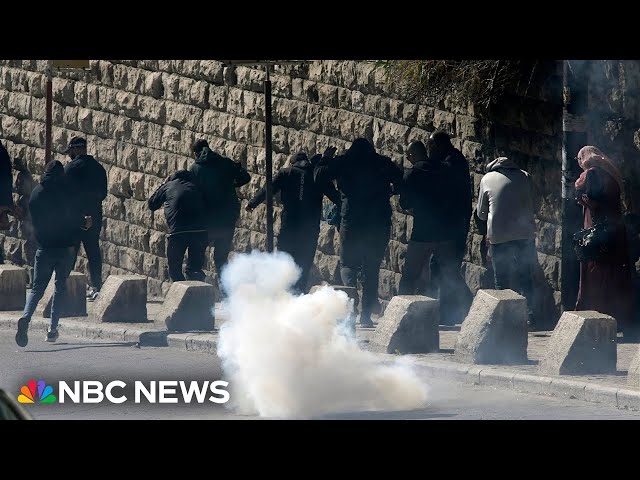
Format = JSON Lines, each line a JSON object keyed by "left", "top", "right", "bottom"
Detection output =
{"left": 148, "top": 170, "right": 207, "bottom": 235}
{"left": 29, "top": 163, "right": 85, "bottom": 248}
{"left": 431, "top": 146, "right": 472, "bottom": 234}
{"left": 400, "top": 159, "right": 459, "bottom": 242}
{"left": 314, "top": 139, "right": 403, "bottom": 230}
{"left": 248, "top": 153, "right": 340, "bottom": 231}
{"left": 189, "top": 147, "right": 250, "bottom": 230}
{"left": 64, "top": 154, "right": 108, "bottom": 218}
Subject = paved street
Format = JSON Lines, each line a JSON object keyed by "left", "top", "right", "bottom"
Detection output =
{"left": 1, "top": 330, "right": 640, "bottom": 420}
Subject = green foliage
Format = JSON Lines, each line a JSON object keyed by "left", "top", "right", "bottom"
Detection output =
{"left": 377, "top": 60, "right": 543, "bottom": 110}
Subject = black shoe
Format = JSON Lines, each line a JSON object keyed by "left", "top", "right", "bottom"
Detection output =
{"left": 359, "top": 317, "right": 375, "bottom": 328}
{"left": 15, "top": 317, "right": 29, "bottom": 347}
{"left": 45, "top": 329, "right": 59, "bottom": 343}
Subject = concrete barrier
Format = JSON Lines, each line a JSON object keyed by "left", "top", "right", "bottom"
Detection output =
{"left": 369, "top": 295, "right": 439, "bottom": 354}
{"left": 629, "top": 347, "right": 640, "bottom": 388}
{"left": 0, "top": 265, "right": 27, "bottom": 310}
{"left": 454, "top": 289, "right": 528, "bottom": 365}
{"left": 36, "top": 271, "right": 87, "bottom": 318}
{"left": 91, "top": 275, "right": 148, "bottom": 323}
{"left": 158, "top": 281, "right": 215, "bottom": 332}
{"left": 539, "top": 310, "right": 617, "bottom": 376}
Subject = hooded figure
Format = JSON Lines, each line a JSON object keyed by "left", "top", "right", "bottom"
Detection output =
{"left": 247, "top": 151, "right": 340, "bottom": 293}
{"left": 149, "top": 170, "right": 208, "bottom": 282}
{"left": 573, "top": 146, "right": 635, "bottom": 340}
{"left": 398, "top": 140, "right": 471, "bottom": 325}
{"left": 189, "top": 140, "right": 250, "bottom": 278}
{"left": 15, "top": 160, "right": 89, "bottom": 348}
{"left": 314, "top": 138, "right": 404, "bottom": 327}
{"left": 477, "top": 157, "right": 536, "bottom": 244}
{"left": 427, "top": 131, "right": 472, "bottom": 253}
{"left": 477, "top": 156, "right": 537, "bottom": 327}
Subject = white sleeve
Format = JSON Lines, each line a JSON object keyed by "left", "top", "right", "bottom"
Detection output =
{"left": 476, "top": 176, "right": 489, "bottom": 221}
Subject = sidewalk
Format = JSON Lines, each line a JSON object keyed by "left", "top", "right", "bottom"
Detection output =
{"left": 1, "top": 299, "right": 639, "bottom": 411}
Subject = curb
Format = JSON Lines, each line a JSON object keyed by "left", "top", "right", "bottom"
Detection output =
{"left": 410, "top": 357, "right": 640, "bottom": 412}
{"left": 3, "top": 316, "right": 638, "bottom": 411}
{"left": 0, "top": 316, "right": 169, "bottom": 346}
{"left": 163, "top": 334, "right": 640, "bottom": 411}
{"left": 166, "top": 333, "right": 218, "bottom": 354}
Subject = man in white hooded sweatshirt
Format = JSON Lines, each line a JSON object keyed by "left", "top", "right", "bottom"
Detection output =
{"left": 476, "top": 157, "right": 537, "bottom": 327}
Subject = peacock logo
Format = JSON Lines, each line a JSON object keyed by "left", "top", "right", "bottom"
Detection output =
{"left": 18, "top": 380, "right": 57, "bottom": 404}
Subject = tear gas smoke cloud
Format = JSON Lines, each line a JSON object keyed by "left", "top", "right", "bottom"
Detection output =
{"left": 216, "top": 250, "right": 429, "bottom": 419}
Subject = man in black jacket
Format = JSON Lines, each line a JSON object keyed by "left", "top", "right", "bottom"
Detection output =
{"left": 148, "top": 170, "right": 208, "bottom": 282}
{"left": 189, "top": 139, "right": 250, "bottom": 277}
{"left": 63, "top": 137, "right": 107, "bottom": 301}
{"left": 247, "top": 152, "right": 340, "bottom": 293}
{"left": 399, "top": 141, "right": 465, "bottom": 323}
{"left": 314, "top": 138, "right": 404, "bottom": 327}
{"left": 426, "top": 131, "right": 472, "bottom": 261}
{"left": 15, "top": 160, "right": 91, "bottom": 347}
{"left": 426, "top": 131, "right": 473, "bottom": 324}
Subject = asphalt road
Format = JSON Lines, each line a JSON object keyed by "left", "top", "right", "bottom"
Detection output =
{"left": 1, "top": 330, "right": 639, "bottom": 420}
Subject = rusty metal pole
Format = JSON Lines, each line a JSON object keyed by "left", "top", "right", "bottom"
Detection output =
{"left": 45, "top": 62, "right": 53, "bottom": 163}
{"left": 264, "top": 64, "right": 274, "bottom": 252}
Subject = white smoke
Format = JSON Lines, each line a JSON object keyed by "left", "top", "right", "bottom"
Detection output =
{"left": 216, "top": 250, "right": 429, "bottom": 419}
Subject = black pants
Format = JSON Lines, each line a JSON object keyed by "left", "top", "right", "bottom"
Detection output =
{"left": 339, "top": 223, "right": 390, "bottom": 321}
{"left": 399, "top": 240, "right": 465, "bottom": 324}
{"left": 75, "top": 217, "right": 103, "bottom": 291}
{"left": 208, "top": 227, "right": 235, "bottom": 278}
{"left": 278, "top": 224, "right": 319, "bottom": 294}
{"left": 429, "top": 225, "right": 473, "bottom": 325}
{"left": 167, "top": 231, "right": 208, "bottom": 282}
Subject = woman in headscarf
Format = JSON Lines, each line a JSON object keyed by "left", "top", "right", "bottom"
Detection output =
{"left": 574, "top": 146, "right": 635, "bottom": 340}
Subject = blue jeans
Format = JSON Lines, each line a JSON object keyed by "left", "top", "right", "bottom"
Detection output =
{"left": 23, "top": 246, "right": 76, "bottom": 330}
{"left": 489, "top": 239, "right": 537, "bottom": 324}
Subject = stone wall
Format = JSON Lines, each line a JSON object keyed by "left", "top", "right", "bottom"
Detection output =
{"left": 587, "top": 61, "right": 640, "bottom": 215}
{"left": 0, "top": 60, "right": 567, "bottom": 322}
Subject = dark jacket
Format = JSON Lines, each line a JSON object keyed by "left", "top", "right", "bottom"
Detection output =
{"left": 433, "top": 147, "right": 472, "bottom": 235}
{"left": 248, "top": 157, "right": 340, "bottom": 231}
{"left": 189, "top": 147, "right": 250, "bottom": 230}
{"left": 0, "top": 143, "right": 13, "bottom": 207}
{"left": 29, "top": 170, "right": 84, "bottom": 248}
{"left": 148, "top": 171, "right": 207, "bottom": 236}
{"left": 64, "top": 154, "right": 108, "bottom": 217}
{"left": 400, "top": 159, "right": 460, "bottom": 242}
{"left": 314, "top": 140, "right": 403, "bottom": 230}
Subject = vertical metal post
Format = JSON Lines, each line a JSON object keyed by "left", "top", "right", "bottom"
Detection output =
{"left": 264, "top": 64, "right": 274, "bottom": 252}
{"left": 560, "top": 60, "right": 589, "bottom": 312}
{"left": 45, "top": 62, "right": 53, "bottom": 163}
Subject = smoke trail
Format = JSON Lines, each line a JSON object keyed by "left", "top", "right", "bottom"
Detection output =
{"left": 216, "top": 250, "right": 428, "bottom": 419}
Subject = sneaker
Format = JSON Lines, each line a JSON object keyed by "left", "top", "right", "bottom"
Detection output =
{"left": 86, "top": 287, "right": 99, "bottom": 302}
{"left": 45, "top": 329, "right": 59, "bottom": 342}
{"left": 15, "top": 317, "right": 29, "bottom": 347}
